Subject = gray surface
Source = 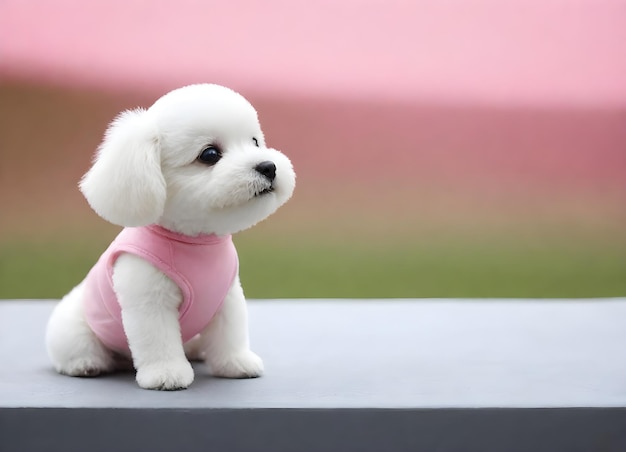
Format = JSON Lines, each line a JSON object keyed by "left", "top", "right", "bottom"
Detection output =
{"left": 2, "top": 299, "right": 626, "bottom": 452}
{"left": 1, "top": 298, "right": 626, "bottom": 409}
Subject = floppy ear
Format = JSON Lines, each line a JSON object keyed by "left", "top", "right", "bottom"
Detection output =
{"left": 80, "top": 108, "right": 166, "bottom": 227}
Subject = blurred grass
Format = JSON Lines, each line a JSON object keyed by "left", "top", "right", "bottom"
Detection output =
{"left": 1, "top": 234, "right": 624, "bottom": 299}
{"left": 236, "top": 236, "right": 626, "bottom": 298}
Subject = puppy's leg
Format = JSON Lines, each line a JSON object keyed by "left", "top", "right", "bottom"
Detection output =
{"left": 183, "top": 334, "right": 206, "bottom": 362}
{"left": 113, "top": 254, "right": 194, "bottom": 390}
{"left": 46, "top": 281, "right": 116, "bottom": 377}
{"left": 200, "top": 275, "right": 264, "bottom": 378}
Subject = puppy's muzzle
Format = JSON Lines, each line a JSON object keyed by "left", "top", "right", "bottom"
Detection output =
{"left": 255, "top": 161, "right": 276, "bottom": 182}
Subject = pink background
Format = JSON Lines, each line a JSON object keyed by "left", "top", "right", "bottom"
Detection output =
{"left": 1, "top": 0, "right": 624, "bottom": 240}
{"left": 2, "top": 0, "right": 625, "bottom": 106}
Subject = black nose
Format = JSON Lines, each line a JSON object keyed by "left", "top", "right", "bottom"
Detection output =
{"left": 255, "top": 161, "right": 276, "bottom": 182}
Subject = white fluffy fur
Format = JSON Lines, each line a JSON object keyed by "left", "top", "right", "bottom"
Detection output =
{"left": 46, "top": 84, "right": 295, "bottom": 390}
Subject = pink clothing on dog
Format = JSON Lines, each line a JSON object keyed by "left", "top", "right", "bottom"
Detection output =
{"left": 83, "top": 225, "right": 238, "bottom": 353}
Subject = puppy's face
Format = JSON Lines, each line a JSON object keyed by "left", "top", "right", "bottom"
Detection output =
{"left": 152, "top": 86, "right": 294, "bottom": 236}
{"left": 80, "top": 84, "right": 295, "bottom": 236}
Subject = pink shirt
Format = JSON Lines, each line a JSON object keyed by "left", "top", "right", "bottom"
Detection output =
{"left": 83, "top": 225, "right": 238, "bottom": 353}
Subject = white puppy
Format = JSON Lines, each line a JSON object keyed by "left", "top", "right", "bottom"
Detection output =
{"left": 45, "top": 84, "right": 296, "bottom": 390}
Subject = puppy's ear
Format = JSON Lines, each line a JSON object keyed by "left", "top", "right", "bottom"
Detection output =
{"left": 80, "top": 109, "right": 166, "bottom": 227}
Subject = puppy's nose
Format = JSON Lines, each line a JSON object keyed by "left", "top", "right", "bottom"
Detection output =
{"left": 255, "top": 161, "right": 276, "bottom": 182}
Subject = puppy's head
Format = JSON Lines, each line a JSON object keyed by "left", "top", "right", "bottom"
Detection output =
{"left": 80, "top": 84, "right": 296, "bottom": 236}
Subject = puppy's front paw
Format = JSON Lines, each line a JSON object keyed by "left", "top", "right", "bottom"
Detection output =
{"left": 136, "top": 360, "right": 194, "bottom": 390}
{"left": 209, "top": 350, "right": 264, "bottom": 379}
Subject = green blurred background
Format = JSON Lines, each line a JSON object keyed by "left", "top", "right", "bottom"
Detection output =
{"left": 1, "top": 1, "right": 625, "bottom": 299}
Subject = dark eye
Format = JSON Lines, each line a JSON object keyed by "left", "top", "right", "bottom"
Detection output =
{"left": 252, "top": 137, "right": 259, "bottom": 147}
{"left": 197, "top": 145, "right": 222, "bottom": 165}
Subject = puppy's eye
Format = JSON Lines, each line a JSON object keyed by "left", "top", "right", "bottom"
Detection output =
{"left": 252, "top": 137, "right": 259, "bottom": 147}
{"left": 197, "top": 146, "right": 222, "bottom": 165}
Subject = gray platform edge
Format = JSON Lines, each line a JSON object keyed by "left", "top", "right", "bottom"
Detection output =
{"left": 2, "top": 407, "right": 625, "bottom": 452}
